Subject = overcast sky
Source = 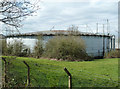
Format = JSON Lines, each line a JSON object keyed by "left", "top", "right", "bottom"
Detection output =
{"left": 15, "top": 0, "right": 119, "bottom": 36}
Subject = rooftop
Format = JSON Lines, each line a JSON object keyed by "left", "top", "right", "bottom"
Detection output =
{"left": 6, "top": 30, "right": 114, "bottom": 38}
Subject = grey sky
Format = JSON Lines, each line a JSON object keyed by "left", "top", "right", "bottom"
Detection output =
{"left": 20, "top": 0, "right": 118, "bottom": 36}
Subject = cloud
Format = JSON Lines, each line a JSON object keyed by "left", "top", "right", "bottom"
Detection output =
{"left": 42, "top": 0, "right": 118, "bottom": 2}
{"left": 21, "top": 1, "right": 118, "bottom": 37}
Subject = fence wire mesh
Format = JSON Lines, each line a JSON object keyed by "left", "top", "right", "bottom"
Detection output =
{"left": 1, "top": 57, "right": 118, "bottom": 87}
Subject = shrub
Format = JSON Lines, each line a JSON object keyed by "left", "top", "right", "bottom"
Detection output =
{"left": 44, "top": 36, "right": 90, "bottom": 61}
{"left": 18, "top": 47, "right": 31, "bottom": 57}
{"left": 33, "top": 36, "right": 44, "bottom": 58}
{"left": 8, "top": 39, "right": 25, "bottom": 56}
{"left": 2, "top": 39, "right": 30, "bottom": 57}
{"left": 1, "top": 39, "right": 7, "bottom": 55}
{"left": 105, "top": 50, "right": 120, "bottom": 58}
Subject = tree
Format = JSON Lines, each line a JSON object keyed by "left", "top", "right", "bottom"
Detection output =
{"left": 0, "top": 0, "right": 40, "bottom": 28}
{"left": 33, "top": 36, "right": 44, "bottom": 58}
{"left": 67, "top": 25, "right": 79, "bottom": 35}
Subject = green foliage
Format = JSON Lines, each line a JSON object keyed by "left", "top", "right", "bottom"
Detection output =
{"left": 10, "top": 40, "right": 24, "bottom": 56}
{"left": 44, "top": 36, "right": 90, "bottom": 61}
{"left": 2, "top": 39, "right": 30, "bottom": 57}
{"left": 1, "top": 39, "right": 7, "bottom": 55}
{"left": 33, "top": 36, "right": 44, "bottom": 58}
{"left": 2, "top": 56, "right": 118, "bottom": 87}
{"left": 105, "top": 50, "right": 120, "bottom": 58}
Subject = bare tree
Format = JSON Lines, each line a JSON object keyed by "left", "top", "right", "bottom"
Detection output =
{"left": 0, "top": 0, "right": 40, "bottom": 28}
{"left": 67, "top": 25, "right": 79, "bottom": 35}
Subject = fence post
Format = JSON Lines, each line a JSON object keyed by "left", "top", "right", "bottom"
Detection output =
{"left": 23, "top": 61, "right": 30, "bottom": 87}
{"left": 2, "top": 57, "right": 7, "bottom": 87}
{"left": 64, "top": 67, "right": 72, "bottom": 89}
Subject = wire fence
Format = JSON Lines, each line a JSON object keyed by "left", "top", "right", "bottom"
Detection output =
{"left": 1, "top": 57, "right": 118, "bottom": 88}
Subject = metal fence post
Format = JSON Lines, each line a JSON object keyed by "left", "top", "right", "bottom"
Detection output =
{"left": 2, "top": 57, "right": 7, "bottom": 87}
{"left": 23, "top": 61, "right": 30, "bottom": 87}
{"left": 64, "top": 67, "right": 72, "bottom": 89}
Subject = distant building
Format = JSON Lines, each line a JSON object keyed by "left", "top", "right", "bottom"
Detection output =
{"left": 39, "top": 30, "right": 115, "bottom": 58}
{"left": 33, "top": 30, "right": 115, "bottom": 58}
{"left": 6, "top": 30, "right": 115, "bottom": 58}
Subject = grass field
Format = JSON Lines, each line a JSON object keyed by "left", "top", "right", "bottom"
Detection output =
{"left": 2, "top": 56, "right": 118, "bottom": 87}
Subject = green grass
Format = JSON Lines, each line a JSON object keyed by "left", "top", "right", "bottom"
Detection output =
{"left": 2, "top": 56, "right": 118, "bottom": 87}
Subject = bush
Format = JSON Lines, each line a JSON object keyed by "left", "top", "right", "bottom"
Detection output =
{"left": 33, "top": 36, "right": 44, "bottom": 58}
{"left": 8, "top": 39, "right": 24, "bottom": 56}
{"left": 105, "top": 50, "right": 120, "bottom": 58}
{"left": 1, "top": 39, "right": 7, "bottom": 55}
{"left": 44, "top": 36, "right": 90, "bottom": 61}
{"left": 2, "top": 39, "right": 30, "bottom": 57}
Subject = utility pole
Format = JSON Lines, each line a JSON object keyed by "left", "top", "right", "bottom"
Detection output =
{"left": 113, "top": 35, "right": 115, "bottom": 50}
{"left": 118, "top": 32, "right": 120, "bottom": 50}
{"left": 96, "top": 23, "right": 98, "bottom": 34}
{"left": 103, "top": 24, "right": 105, "bottom": 57}
{"left": 103, "top": 24, "right": 105, "bottom": 35}
{"left": 86, "top": 24, "right": 87, "bottom": 33}
{"left": 106, "top": 19, "right": 110, "bottom": 52}
{"left": 118, "top": 1, "right": 120, "bottom": 50}
{"left": 107, "top": 19, "right": 109, "bottom": 35}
